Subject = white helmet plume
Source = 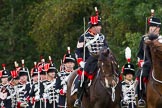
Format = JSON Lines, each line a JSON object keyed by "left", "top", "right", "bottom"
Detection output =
{"left": 125, "top": 47, "right": 131, "bottom": 63}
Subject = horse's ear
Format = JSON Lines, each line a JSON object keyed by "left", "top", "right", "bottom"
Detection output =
{"left": 106, "top": 48, "right": 110, "bottom": 54}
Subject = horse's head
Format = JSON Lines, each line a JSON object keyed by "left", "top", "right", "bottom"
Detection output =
{"left": 98, "top": 46, "right": 119, "bottom": 88}
{"left": 145, "top": 34, "right": 162, "bottom": 59}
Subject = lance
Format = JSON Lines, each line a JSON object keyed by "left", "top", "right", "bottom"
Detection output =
{"left": 37, "top": 61, "right": 41, "bottom": 108}
{"left": 14, "top": 61, "right": 21, "bottom": 108}
{"left": 48, "top": 56, "right": 57, "bottom": 108}
{"left": 61, "top": 54, "right": 66, "bottom": 72}
{"left": 141, "top": 9, "right": 155, "bottom": 91}
{"left": 60, "top": 59, "right": 63, "bottom": 72}
{"left": 80, "top": 17, "right": 86, "bottom": 87}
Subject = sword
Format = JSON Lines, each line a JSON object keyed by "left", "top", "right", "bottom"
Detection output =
{"left": 80, "top": 17, "right": 86, "bottom": 87}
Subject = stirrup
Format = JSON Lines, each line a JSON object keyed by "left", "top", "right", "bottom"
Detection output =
{"left": 74, "top": 99, "right": 81, "bottom": 107}
{"left": 138, "top": 99, "right": 146, "bottom": 107}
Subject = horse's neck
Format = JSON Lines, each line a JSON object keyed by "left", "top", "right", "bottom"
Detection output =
{"left": 91, "top": 70, "right": 103, "bottom": 89}
{"left": 152, "top": 55, "right": 162, "bottom": 80}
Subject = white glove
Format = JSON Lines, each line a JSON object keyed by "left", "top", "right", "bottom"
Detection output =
{"left": 141, "top": 61, "right": 144, "bottom": 67}
{"left": 63, "top": 85, "right": 67, "bottom": 93}
{"left": 80, "top": 61, "right": 86, "bottom": 68}
{"left": 20, "top": 102, "right": 29, "bottom": 107}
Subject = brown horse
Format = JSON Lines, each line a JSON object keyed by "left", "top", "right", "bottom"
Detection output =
{"left": 67, "top": 47, "right": 121, "bottom": 108}
{"left": 144, "top": 35, "right": 162, "bottom": 108}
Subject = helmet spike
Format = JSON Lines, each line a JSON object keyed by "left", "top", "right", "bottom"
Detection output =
{"left": 34, "top": 62, "right": 37, "bottom": 68}
{"left": 94, "top": 7, "right": 98, "bottom": 16}
{"left": 49, "top": 56, "right": 52, "bottom": 64}
{"left": 151, "top": 9, "right": 154, "bottom": 17}
{"left": 14, "top": 61, "right": 19, "bottom": 68}
{"left": 67, "top": 46, "right": 70, "bottom": 54}
{"left": 21, "top": 59, "right": 24, "bottom": 67}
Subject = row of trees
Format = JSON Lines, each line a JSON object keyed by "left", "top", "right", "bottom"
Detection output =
{"left": 0, "top": 0, "right": 162, "bottom": 70}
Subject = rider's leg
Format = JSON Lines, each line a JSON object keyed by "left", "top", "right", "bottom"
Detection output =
{"left": 138, "top": 60, "right": 151, "bottom": 106}
{"left": 74, "top": 73, "right": 87, "bottom": 107}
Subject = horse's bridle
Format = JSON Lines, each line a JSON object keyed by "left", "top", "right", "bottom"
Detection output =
{"left": 98, "top": 53, "right": 119, "bottom": 102}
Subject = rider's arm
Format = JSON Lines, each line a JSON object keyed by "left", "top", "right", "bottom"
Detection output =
{"left": 137, "top": 36, "right": 145, "bottom": 60}
{"left": 75, "top": 35, "right": 84, "bottom": 65}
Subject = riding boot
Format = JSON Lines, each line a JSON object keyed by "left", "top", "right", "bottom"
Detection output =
{"left": 138, "top": 77, "right": 146, "bottom": 107}
{"left": 74, "top": 77, "right": 87, "bottom": 107}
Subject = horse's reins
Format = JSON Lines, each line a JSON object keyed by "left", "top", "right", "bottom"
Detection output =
{"left": 110, "top": 60, "right": 119, "bottom": 102}
{"left": 98, "top": 57, "right": 119, "bottom": 102}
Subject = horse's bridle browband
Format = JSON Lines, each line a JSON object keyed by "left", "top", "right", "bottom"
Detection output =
{"left": 98, "top": 59, "right": 119, "bottom": 102}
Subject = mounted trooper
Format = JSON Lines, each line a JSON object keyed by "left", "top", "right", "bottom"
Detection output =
{"left": 16, "top": 60, "right": 31, "bottom": 108}
{"left": 74, "top": 7, "right": 109, "bottom": 107}
{"left": 43, "top": 56, "right": 59, "bottom": 108}
{"left": 137, "top": 9, "right": 161, "bottom": 106}
{"left": 0, "top": 64, "right": 12, "bottom": 108}
{"left": 57, "top": 47, "right": 76, "bottom": 108}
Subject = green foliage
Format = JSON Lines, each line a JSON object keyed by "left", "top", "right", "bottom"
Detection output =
{"left": 0, "top": 0, "right": 161, "bottom": 71}
{"left": 28, "top": 0, "right": 100, "bottom": 66}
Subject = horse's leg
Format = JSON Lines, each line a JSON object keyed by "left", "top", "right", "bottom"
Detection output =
{"left": 66, "top": 70, "right": 78, "bottom": 108}
{"left": 93, "top": 102, "right": 102, "bottom": 108}
{"left": 67, "top": 94, "right": 77, "bottom": 108}
{"left": 156, "top": 97, "right": 162, "bottom": 108}
{"left": 146, "top": 82, "right": 158, "bottom": 108}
